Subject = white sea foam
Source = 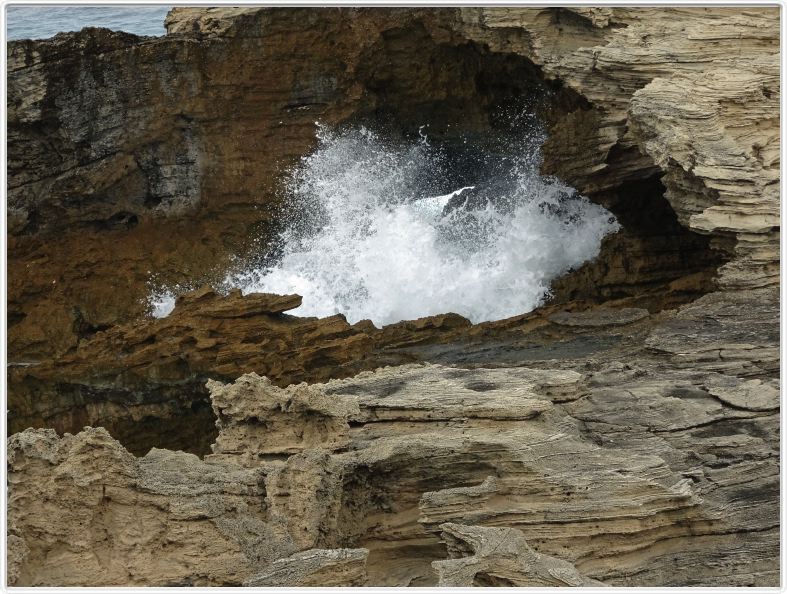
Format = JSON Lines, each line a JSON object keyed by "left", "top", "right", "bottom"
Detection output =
{"left": 220, "top": 124, "right": 620, "bottom": 325}
{"left": 149, "top": 288, "right": 176, "bottom": 318}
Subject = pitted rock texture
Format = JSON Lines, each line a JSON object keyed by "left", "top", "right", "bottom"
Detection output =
{"left": 434, "top": 523, "right": 603, "bottom": 587}
{"left": 243, "top": 548, "right": 369, "bottom": 587}
{"left": 458, "top": 7, "right": 779, "bottom": 291}
{"left": 5, "top": 6, "right": 780, "bottom": 588}
{"left": 8, "top": 284, "right": 492, "bottom": 455}
{"left": 8, "top": 6, "right": 767, "bottom": 363}
{"left": 8, "top": 287, "right": 779, "bottom": 586}
{"left": 7, "top": 427, "right": 273, "bottom": 586}
{"left": 7, "top": 277, "right": 710, "bottom": 458}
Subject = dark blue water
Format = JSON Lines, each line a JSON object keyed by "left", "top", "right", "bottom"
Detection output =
{"left": 6, "top": 5, "right": 172, "bottom": 40}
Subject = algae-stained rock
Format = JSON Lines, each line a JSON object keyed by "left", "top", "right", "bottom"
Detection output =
{"left": 8, "top": 6, "right": 778, "bottom": 362}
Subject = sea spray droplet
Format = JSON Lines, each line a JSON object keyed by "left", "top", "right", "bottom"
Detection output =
{"left": 226, "top": 124, "right": 620, "bottom": 325}
{"left": 149, "top": 288, "right": 176, "bottom": 318}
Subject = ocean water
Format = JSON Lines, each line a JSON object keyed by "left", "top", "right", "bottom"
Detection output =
{"left": 6, "top": 5, "right": 171, "bottom": 40}
{"left": 150, "top": 123, "right": 618, "bottom": 326}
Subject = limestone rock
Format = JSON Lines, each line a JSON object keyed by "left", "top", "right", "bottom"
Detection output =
{"left": 9, "top": 6, "right": 775, "bottom": 362}
{"left": 165, "top": 7, "right": 261, "bottom": 36}
{"left": 207, "top": 372, "right": 359, "bottom": 463}
{"left": 7, "top": 287, "right": 376, "bottom": 455}
{"left": 7, "top": 286, "right": 489, "bottom": 455}
{"left": 9, "top": 340, "right": 778, "bottom": 586}
{"left": 7, "top": 427, "right": 280, "bottom": 586}
{"left": 4, "top": 7, "right": 780, "bottom": 588}
{"left": 703, "top": 375, "right": 779, "bottom": 412}
{"left": 434, "top": 523, "right": 602, "bottom": 586}
{"left": 629, "top": 63, "right": 779, "bottom": 290}
{"left": 244, "top": 548, "right": 369, "bottom": 586}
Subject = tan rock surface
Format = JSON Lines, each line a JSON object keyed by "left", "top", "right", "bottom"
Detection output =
{"left": 7, "top": 427, "right": 277, "bottom": 586}
{"left": 243, "top": 548, "right": 369, "bottom": 587}
{"left": 8, "top": 283, "right": 507, "bottom": 455}
{"left": 9, "top": 290, "right": 779, "bottom": 586}
{"left": 434, "top": 523, "right": 603, "bottom": 586}
{"left": 9, "top": 6, "right": 765, "bottom": 362}
{"left": 5, "top": 6, "right": 779, "bottom": 588}
{"left": 7, "top": 287, "right": 376, "bottom": 455}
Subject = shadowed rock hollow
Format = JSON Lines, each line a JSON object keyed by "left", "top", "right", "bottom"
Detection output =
{"left": 6, "top": 6, "right": 780, "bottom": 587}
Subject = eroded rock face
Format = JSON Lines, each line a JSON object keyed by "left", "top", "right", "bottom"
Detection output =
{"left": 9, "top": 289, "right": 779, "bottom": 585}
{"left": 7, "top": 427, "right": 272, "bottom": 586}
{"left": 5, "top": 6, "right": 780, "bottom": 588}
{"left": 243, "top": 548, "right": 369, "bottom": 587}
{"left": 434, "top": 523, "right": 603, "bottom": 587}
{"left": 9, "top": 6, "right": 765, "bottom": 363}
{"left": 8, "top": 8, "right": 564, "bottom": 361}
{"left": 7, "top": 287, "right": 378, "bottom": 455}
{"left": 10, "top": 282, "right": 523, "bottom": 455}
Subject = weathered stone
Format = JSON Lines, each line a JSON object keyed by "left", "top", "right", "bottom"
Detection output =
{"left": 434, "top": 523, "right": 603, "bottom": 587}
{"left": 5, "top": 6, "right": 779, "bottom": 588}
{"left": 7, "top": 427, "right": 280, "bottom": 586}
{"left": 9, "top": 336, "right": 778, "bottom": 586}
{"left": 8, "top": 285, "right": 501, "bottom": 455}
{"left": 207, "top": 372, "right": 359, "bottom": 463}
{"left": 9, "top": 6, "right": 771, "bottom": 363}
{"left": 703, "top": 375, "right": 779, "bottom": 412}
{"left": 244, "top": 548, "right": 369, "bottom": 587}
{"left": 549, "top": 307, "right": 649, "bottom": 327}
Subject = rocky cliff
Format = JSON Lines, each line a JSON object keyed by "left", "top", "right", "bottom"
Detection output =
{"left": 6, "top": 6, "right": 780, "bottom": 587}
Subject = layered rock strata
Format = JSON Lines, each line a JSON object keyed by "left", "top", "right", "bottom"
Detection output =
{"left": 10, "top": 6, "right": 772, "bottom": 364}
{"left": 5, "top": 6, "right": 780, "bottom": 588}
{"left": 7, "top": 285, "right": 478, "bottom": 455}
{"left": 9, "top": 287, "right": 779, "bottom": 585}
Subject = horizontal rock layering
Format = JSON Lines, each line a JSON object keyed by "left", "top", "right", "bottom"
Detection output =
{"left": 8, "top": 6, "right": 775, "bottom": 361}
{"left": 9, "top": 304, "right": 779, "bottom": 585}
{"left": 6, "top": 6, "right": 780, "bottom": 587}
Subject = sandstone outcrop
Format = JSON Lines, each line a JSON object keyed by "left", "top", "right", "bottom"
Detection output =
{"left": 10, "top": 6, "right": 768, "bottom": 363}
{"left": 8, "top": 427, "right": 272, "bottom": 586}
{"left": 6, "top": 6, "right": 779, "bottom": 588}
{"left": 434, "top": 523, "right": 603, "bottom": 587}
{"left": 8, "top": 284, "right": 499, "bottom": 454}
{"left": 9, "top": 288, "right": 779, "bottom": 585}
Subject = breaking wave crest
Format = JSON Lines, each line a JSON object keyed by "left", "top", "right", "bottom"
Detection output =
{"left": 219, "top": 123, "right": 619, "bottom": 325}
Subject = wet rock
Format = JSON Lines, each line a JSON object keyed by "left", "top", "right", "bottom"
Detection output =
{"left": 7, "top": 288, "right": 484, "bottom": 455}
{"left": 9, "top": 7, "right": 773, "bottom": 361}
{"left": 549, "top": 307, "right": 649, "bottom": 327}
{"left": 7, "top": 288, "right": 376, "bottom": 454}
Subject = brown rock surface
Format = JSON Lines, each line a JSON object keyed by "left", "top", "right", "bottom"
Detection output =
{"left": 8, "top": 6, "right": 753, "bottom": 362}
{"left": 7, "top": 287, "right": 377, "bottom": 455}
{"left": 5, "top": 6, "right": 780, "bottom": 588}
{"left": 8, "top": 290, "right": 779, "bottom": 585}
